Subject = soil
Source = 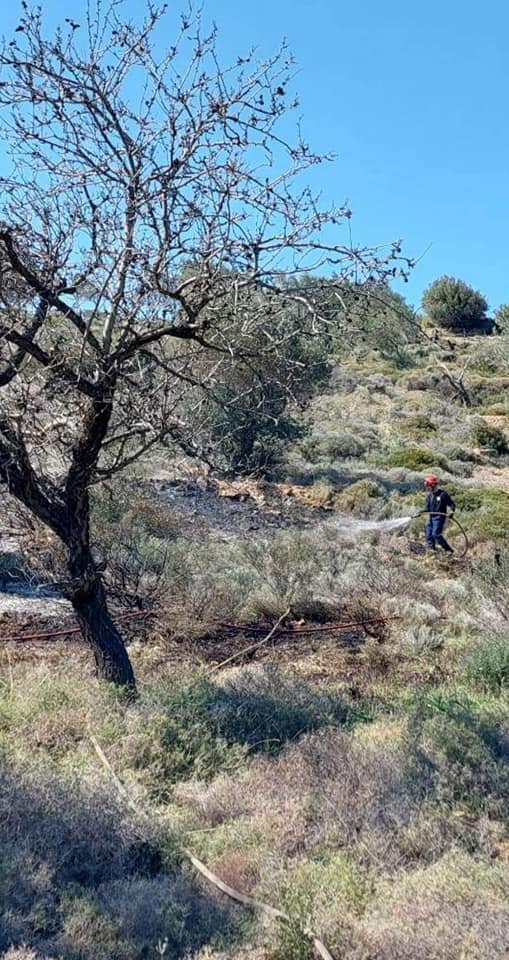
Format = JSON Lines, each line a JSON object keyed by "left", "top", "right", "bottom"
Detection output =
{"left": 145, "top": 477, "right": 329, "bottom": 537}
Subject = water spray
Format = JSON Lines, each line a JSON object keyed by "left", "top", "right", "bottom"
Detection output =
{"left": 344, "top": 511, "right": 470, "bottom": 559}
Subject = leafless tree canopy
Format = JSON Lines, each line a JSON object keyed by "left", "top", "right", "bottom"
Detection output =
{"left": 0, "top": 1, "right": 408, "bottom": 685}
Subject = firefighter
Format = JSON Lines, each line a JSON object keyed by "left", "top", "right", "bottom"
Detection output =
{"left": 422, "top": 475, "right": 456, "bottom": 553}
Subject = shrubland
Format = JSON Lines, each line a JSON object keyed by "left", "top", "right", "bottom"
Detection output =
{"left": 4, "top": 404, "right": 509, "bottom": 958}
{"left": 1, "top": 3, "right": 509, "bottom": 952}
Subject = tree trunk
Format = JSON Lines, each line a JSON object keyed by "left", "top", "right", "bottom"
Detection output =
{"left": 70, "top": 577, "right": 136, "bottom": 687}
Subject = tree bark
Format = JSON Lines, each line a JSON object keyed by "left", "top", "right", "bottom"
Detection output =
{"left": 70, "top": 576, "right": 136, "bottom": 687}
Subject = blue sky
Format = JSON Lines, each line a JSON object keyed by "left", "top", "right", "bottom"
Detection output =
{"left": 1, "top": 0, "right": 508, "bottom": 311}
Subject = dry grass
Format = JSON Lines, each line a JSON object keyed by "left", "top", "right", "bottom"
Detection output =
{"left": 179, "top": 723, "right": 431, "bottom": 872}
{"left": 352, "top": 852, "right": 509, "bottom": 960}
{"left": 4, "top": 335, "right": 509, "bottom": 959}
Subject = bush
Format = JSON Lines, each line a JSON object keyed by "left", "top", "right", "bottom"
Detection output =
{"left": 358, "top": 852, "right": 509, "bottom": 960}
{"left": 469, "top": 553, "right": 509, "bottom": 621}
{"left": 445, "top": 459, "right": 473, "bottom": 478}
{"left": 332, "top": 281, "right": 419, "bottom": 367}
{"left": 422, "top": 276, "right": 489, "bottom": 334}
{"left": 269, "top": 853, "right": 367, "bottom": 958}
{"left": 2, "top": 952, "right": 57, "bottom": 960}
{"left": 398, "top": 415, "right": 437, "bottom": 439}
{"left": 449, "top": 486, "right": 509, "bottom": 541}
{"left": 0, "top": 765, "right": 236, "bottom": 960}
{"left": 335, "top": 479, "right": 386, "bottom": 514}
{"left": 384, "top": 446, "right": 448, "bottom": 472}
{"left": 301, "top": 430, "right": 367, "bottom": 462}
{"left": 470, "top": 419, "right": 509, "bottom": 455}
{"left": 440, "top": 444, "right": 479, "bottom": 464}
{"left": 184, "top": 724, "right": 429, "bottom": 875}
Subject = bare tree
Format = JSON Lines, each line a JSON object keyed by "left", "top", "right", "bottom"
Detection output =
{"left": 0, "top": 2, "right": 408, "bottom": 686}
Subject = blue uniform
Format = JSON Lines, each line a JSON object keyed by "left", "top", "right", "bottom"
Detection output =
{"left": 424, "top": 488, "right": 456, "bottom": 552}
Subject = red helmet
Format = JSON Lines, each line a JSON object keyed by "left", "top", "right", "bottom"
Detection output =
{"left": 424, "top": 475, "right": 438, "bottom": 487}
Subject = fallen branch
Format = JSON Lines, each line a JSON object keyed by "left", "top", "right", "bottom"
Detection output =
{"left": 89, "top": 731, "right": 336, "bottom": 960}
{"left": 204, "top": 607, "right": 290, "bottom": 675}
{"left": 435, "top": 359, "right": 472, "bottom": 407}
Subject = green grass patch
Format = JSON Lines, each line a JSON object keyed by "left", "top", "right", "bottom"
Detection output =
{"left": 465, "top": 638, "right": 509, "bottom": 694}
{"left": 448, "top": 485, "right": 509, "bottom": 542}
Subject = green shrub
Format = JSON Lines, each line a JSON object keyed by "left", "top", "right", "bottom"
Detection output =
{"left": 470, "top": 419, "right": 509, "bottom": 455}
{"left": 469, "top": 553, "right": 509, "bottom": 620}
{"left": 335, "top": 479, "right": 386, "bottom": 513}
{"left": 403, "top": 370, "right": 440, "bottom": 393}
{"left": 439, "top": 484, "right": 509, "bottom": 541}
{"left": 61, "top": 895, "right": 122, "bottom": 960}
{"left": 469, "top": 375, "right": 509, "bottom": 406}
{"left": 270, "top": 918, "right": 314, "bottom": 960}
{"left": 441, "top": 444, "right": 480, "bottom": 464}
{"left": 467, "top": 338, "right": 509, "bottom": 377}
{"left": 276, "top": 853, "right": 368, "bottom": 917}
{"left": 398, "top": 415, "right": 437, "bottom": 439}
{"left": 269, "top": 853, "right": 367, "bottom": 959}
{"left": 126, "top": 687, "right": 248, "bottom": 797}
{"left": 385, "top": 446, "right": 448, "bottom": 472}
{"left": 406, "top": 690, "right": 509, "bottom": 815}
{"left": 446, "top": 459, "right": 474, "bottom": 478}
{"left": 359, "top": 852, "right": 509, "bottom": 960}
{"left": 300, "top": 430, "right": 367, "bottom": 462}
{"left": 0, "top": 767, "right": 234, "bottom": 960}
{"left": 422, "top": 276, "right": 490, "bottom": 334}
{"left": 450, "top": 486, "right": 509, "bottom": 541}
{"left": 331, "top": 282, "right": 419, "bottom": 368}
{"left": 479, "top": 402, "right": 509, "bottom": 416}
{"left": 494, "top": 303, "right": 509, "bottom": 332}
{"left": 447, "top": 486, "right": 484, "bottom": 512}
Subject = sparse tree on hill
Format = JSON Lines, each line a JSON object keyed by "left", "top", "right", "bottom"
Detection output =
{"left": 0, "top": 2, "right": 408, "bottom": 686}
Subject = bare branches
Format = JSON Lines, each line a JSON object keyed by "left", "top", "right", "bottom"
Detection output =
{"left": 0, "top": 2, "right": 410, "bottom": 682}
{"left": 0, "top": 2, "right": 409, "bottom": 372}
{"left": 0, "top": 230, "right": 102, "bottom": 354}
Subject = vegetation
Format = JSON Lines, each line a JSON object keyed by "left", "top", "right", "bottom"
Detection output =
{"left": 384, "top": 445, "right": 448, "bottom": 471}
{"left": 422, "top": 275, "right": 490, "bottom": 333}
{"left": 494, "top": 303, "right": 509, "bottom": 331}
{"left": 3, "top": 5, "right": 509, "bottom": 960}
{"left": 4, "top": 333, "right": 509, "bottom": 958}
{"left": 470, "top": 418, "right": 509, "bottom": 455}
{"left": 0, "top": 3, "right": 406, "bottom": 687}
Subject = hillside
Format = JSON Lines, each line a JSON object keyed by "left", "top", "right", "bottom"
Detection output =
{"left": 2, "top": 329, "right": 509, "bottom": 960}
